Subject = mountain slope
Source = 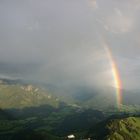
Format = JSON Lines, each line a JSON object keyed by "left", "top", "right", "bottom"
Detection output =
{"left": 88, "top": 116, "right": 140, "bottom": 140}
{"left": 106, "top": 117, "right": 140, "bottom": 140}
{"left": 0, "top": 80, "right": 106, "bottom": 139}
{"left": 0, "top": 84, "right": 60, "bottom": 109}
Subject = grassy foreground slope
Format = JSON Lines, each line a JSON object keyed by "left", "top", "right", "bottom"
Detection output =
{"left": 88, "top": 116, "right": 140, "bottom": 140}
{"left": 106, "top": 117, "right": 140, "bottom": 140}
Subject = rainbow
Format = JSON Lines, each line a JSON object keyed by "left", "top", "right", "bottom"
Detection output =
{"left": 103, "top": 41, "right": 122, "bottom": 108}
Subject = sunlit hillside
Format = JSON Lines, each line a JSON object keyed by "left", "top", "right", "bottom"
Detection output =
{"left": 106, "top": 117, "right": 140, "bottom": 140}
{"left": 0, "top": 82, "right": 59, "bottom": 109}
{"left": 88, "top": 116, "right": 140, "bottom": 140}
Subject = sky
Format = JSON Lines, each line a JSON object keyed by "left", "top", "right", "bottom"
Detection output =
{"left": 0, "top": 0, "right": 140, "bottom": 90}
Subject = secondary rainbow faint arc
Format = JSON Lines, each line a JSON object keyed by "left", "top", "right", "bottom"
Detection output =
{"left": 103, "top": 41, "right": 122, "bottom": 108}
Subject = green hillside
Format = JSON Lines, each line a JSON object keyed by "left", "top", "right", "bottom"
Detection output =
{"left": 88, "top": 116, "right": 140, "bottom": 140}
{"left": 106, "top": 117, "right": 140, "bottom": 140}
{"left": 0, "top": 79, "right": 140, "bottom": 140}
{"left": 0, "top": 80, "right": 106, "bottom": 140}
{"left": 1, "top": 79, "right": 139, "bottom": 112}
{"left": 0, "top": 84, "right": 60, "bottom": 109}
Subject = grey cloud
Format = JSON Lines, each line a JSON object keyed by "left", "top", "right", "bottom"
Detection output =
{"left": 0, "top": 0, "right": 140, "bottom": 90}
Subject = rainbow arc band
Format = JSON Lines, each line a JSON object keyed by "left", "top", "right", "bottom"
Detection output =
{"left": 103, "top": 42, "right": 122, "bottom": 108}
